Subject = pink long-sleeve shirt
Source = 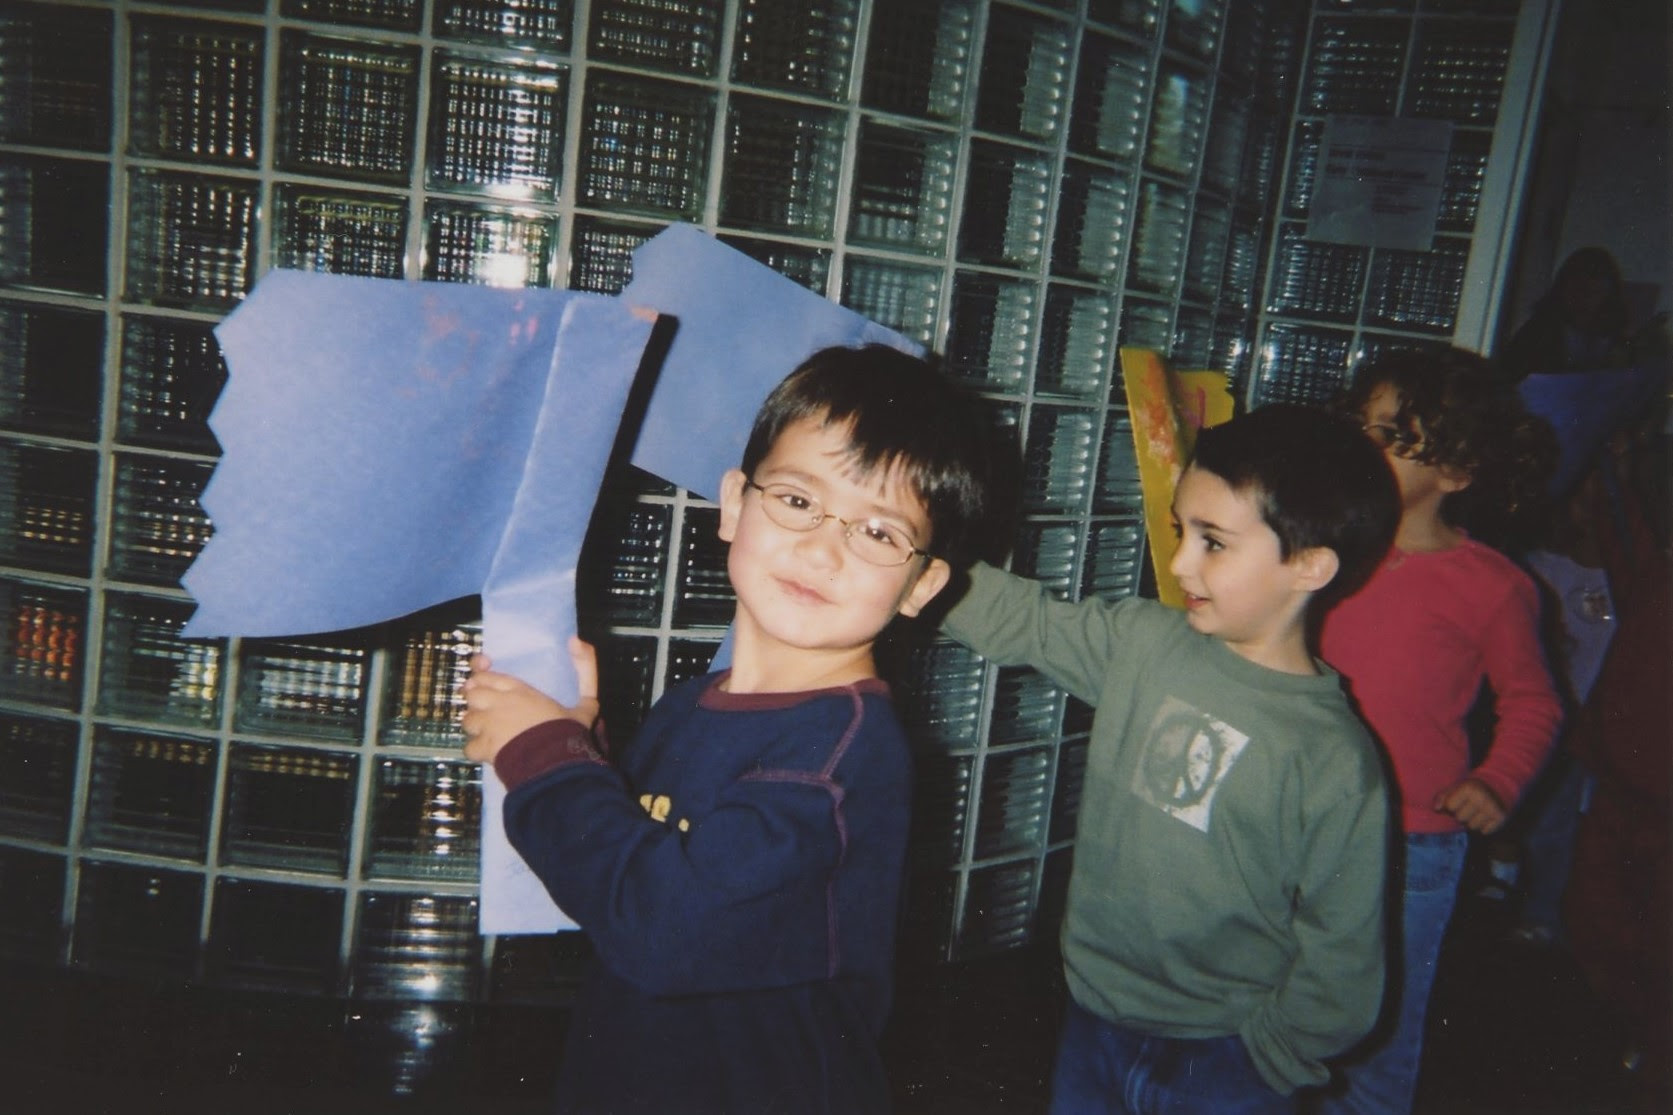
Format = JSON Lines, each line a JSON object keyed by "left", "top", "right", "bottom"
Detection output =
{"left": 1321, "top": 538, "right": 1562, "bottom": 834}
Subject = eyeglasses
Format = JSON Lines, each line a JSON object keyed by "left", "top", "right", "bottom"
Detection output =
{"left": 745, "top": 480, "right": 928, "bottom": 567}
{"left": 1362, "top": 422, "right": 1424, "bottom": 458}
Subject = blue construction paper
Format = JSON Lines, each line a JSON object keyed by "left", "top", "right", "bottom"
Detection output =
{"left": 625, "top": 223, "right": 922, "bottom": 501}
{"left": 1517, "top": 364, "right": 1665, "bottom": 497}
{"left": 182, "top": 269, "right": 653, "bottom": 933}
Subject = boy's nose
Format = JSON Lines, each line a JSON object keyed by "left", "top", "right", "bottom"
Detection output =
{"left": 795, "top": 517, "right": 847, "bottom": 567}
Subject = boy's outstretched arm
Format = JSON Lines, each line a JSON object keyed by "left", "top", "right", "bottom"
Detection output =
{"left": 462, "top": 637, "right": 602, "bottom": 763}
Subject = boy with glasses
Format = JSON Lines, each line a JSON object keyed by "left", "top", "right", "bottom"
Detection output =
{"left": 461, "top": 344, "right": 991, "bottom": 1113}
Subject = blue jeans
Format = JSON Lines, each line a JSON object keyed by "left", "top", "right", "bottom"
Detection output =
{"left": 1318, "top": 830, "right": 1468, "bottom": 1115}
{"left": 1049, "top": 999, "right": 1292, "bottom": 1115}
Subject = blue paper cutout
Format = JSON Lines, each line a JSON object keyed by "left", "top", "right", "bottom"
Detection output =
{"left": 179, "top": 225, "right": 921, "bottom": 933}
{"left": 1517, "top": 364, "right": 1665, "bottom": 497}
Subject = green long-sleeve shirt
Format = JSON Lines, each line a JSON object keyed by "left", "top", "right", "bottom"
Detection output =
{"left": 944, "top": 563, "right": 1389, "bottom": 1094}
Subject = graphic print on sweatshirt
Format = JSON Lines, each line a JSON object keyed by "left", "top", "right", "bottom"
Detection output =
{"left": 1130, "top": 696, "right": 1250, "bottom": 833}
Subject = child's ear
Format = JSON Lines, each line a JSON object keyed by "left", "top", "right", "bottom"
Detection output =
{"left": 897, "top": 557, "right": 952, "bottom": 618}
{"left": 1438, "top": 464, "right": 1473, "bottom": 493}
{"left": 1291, "top": 546, "right": 1340, "bottom": 594}
{"left": 717, "top": 469, "right": 747, "bottom": 542}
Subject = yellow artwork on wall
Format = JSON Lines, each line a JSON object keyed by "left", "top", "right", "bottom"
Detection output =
{"left": 1118, "top": 348, "right": 1236, "bottom": 608}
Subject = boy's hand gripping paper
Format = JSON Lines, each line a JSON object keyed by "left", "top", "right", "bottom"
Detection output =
{"left": 182, "top": 269, "right": 654, "bottom": 932}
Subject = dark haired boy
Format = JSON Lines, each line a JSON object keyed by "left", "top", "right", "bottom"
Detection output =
{"left": 461, "top": 344, "right": 990, "bottom": 1113}
{"left": 942, "top": 404, "right": 1401, "bottom": 1114}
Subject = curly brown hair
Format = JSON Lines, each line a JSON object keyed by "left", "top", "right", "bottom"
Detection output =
{"left": 1341, "top": 347, "right": 1558, "bottom": 552}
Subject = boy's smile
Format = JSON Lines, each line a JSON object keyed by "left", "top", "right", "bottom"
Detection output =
{"left": 717, "top": 416, "right": 950, "bottom": 691}
{"left": 1168, "top": 465, "right": 1332, "bottom": 675}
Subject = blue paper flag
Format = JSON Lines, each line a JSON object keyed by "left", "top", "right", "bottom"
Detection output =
{"left": 1517, "top": 364, "right": 1666, "bottom": 497}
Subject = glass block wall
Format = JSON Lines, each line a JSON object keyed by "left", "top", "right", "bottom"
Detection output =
{"left": 0, "top": 0, "right": 1545, "bottom": 1004}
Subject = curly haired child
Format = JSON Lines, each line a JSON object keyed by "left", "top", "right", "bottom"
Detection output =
{"left": 1316, "top": 347, "right": 1564, "bottom": 1114}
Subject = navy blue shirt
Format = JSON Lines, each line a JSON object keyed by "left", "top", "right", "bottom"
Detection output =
{"left": 497, "top": 672, "right": 913, "bottom": 1113}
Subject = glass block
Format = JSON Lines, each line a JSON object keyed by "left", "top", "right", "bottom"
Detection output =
{"left": 124, "top": 169, "right": 257, "bottom": 309}
{"left": 0, "top": 712, "right": 77, "bottom": 842}
{"left": 1144, "top": 64, "right": 1210, "bottom": 179}
{"left": 577, "top": 502, "right": 671, "bottom": 627}
{"left": 731, "top": 0, "right": 856, "bottom": 99}
{"left": 955, "top": 857, "right": 1036, "bottom": 957}
{"left": 379, "top": 612, "right": 480, "bottom": 749}
{"left": 721, "top": 96, "right": 844, "bottom": 238}
{"left": 0, "top": 441, "right": 97, "bottom": 576}
{"left": 490, "top": 929, "right": 592, "bottom": 1005}
{"left": 672, "top": 506, "right": 732, "bottom": 629}
{"left": 72, "top": 861, "right": 203, "bottom": 977}
{"left": 428, "top": 53, "right": 566, "bottom": 202}
{"left": 117, "top": 314, "right": 226, "bottom": 453}
{"left": 235, "top": 636, "right": 370, "bottom": 740}
{"left": 716, "top": 234, "right": 831, "bottom": 293}
{"left": 577, "top": 73, "right": 713, "bottom": 218}
{"left": 569, "top": 216, "right": 657, "bottom": 294}
{"left": 435, "top": 0, "right": 572, "bottom": 50}
{"left": 1052, "top": 160, "right": 1131, "bottom": 282}
{"left": 1082, "top": 515, "right": 1145, "bottom": 599}
{"left": 944, "top": 273, "right": 1036, "bottom": 393}
{"left": 1253, "top": 322, "right": 1355, "bottom": 407}
{"left": 283, "top": 0, "right": 422, "bottom": 31}
{"left": 1407, "top": 19, "right": 1513, "bottom": 125}
{"left": 1049, "top": 736, "right": 1088, "bottom": 841}
{"left": 1022, "top": 406, "right": 1096, "bottom": 515}
{"left": 221, "top": 743, "right": 357, "bottom": 875}
{"left": 1421, "top": 0, "right": 1516, "bottom": 13}
{"left": 860, "top": 0, "right": 974, "bottom": 123}
{"left": 846, "top": 119, "right": 957, "bottom": 256}
{"left": 1282, "top": 119, "right": 1325, "bottom": 218}
{"left": 1437, "top": 128, "right": 1490, "bottom": 233}
{"left": 84, "top": 727, "right": 215, "bottom": 860}
{"left": 1265, "top": 222, "right": 1367, "bottom": 321}
{"left": 1129, "top": 179, "right": 1190, "bottom": 295}
{"left": 422, "top": 201, "right": 556, "bottom": 288}
{"left": 352, "top": 892, "right": 480, "bottom": 1000}
{"left": 1173, "top": 305, "right": 1215, "bottom": 366}
{"left": 1237, "top": 111, "right": 1283, "bottom": 213}
{"left": 839, "top": 257, "right": 940, "bottom": 348}
{"left": 1092, "top": 415, "right": 1141, "bottom": 513}
{"left": 990, "top": 667, "right": 1062, "bottom": 745}
{"left": 974, "top": 7, "right": 1072, "bottom": 142}
{"left": 908, "top": 751, "right": 972, "bottom": 869}
{"left": 1011, "top": 523, "right": 1078, "bottom": 599}
{"left": 893, "top": 639, "right": 985, "bottom": 753}
{"left": 274, "top": 184, "right": 409, "bottom": 279}
{"left": 1087, "top": 0, "right": 1160, "bottom": 38}
{"left": 1165, "top": 0, "right": 1224, "bottom": 60}
{"left": 1302, "top": 16, "right": 1406, "bottom": 117}
{"left": 972, "top": 746, "right": 1052, "bottom": 860}
{"left": 1211, "top": 311, "right": 1252, "bottom": 378}
{"left": 0, "top": 156, "right": 109, "bottom": 296}
{"left": 278, "top": 32, "right": 420, "bottom": 184}
{"left": 107, "top": 453, "right": 214, "bottom": 587}
{"left": 588, "top": 0, "right": 722, "bottom": 76}
{"left": 0, "top": 3, "right": 113, "bottom": 151}
{"left": 209, "top": 878, "right": 343, "bottom": 994}
{"left": 1068, "top": 32, "right": 1148, "bottom": 162}
{"left": 1220, "top": 219, "right": 1262, "bottom": 311}
{"left": 1037, "top": 286, "right": 1115, "bottom": 400}
{"left": 595, "top": 632, "right": 658, "bottom": 745}
{"left": 0, "top": 846, "right": 63, "bottom": 961}
{"left": 364, "top": 757, "right": 480, "bottom": 882}
{"left": 1119, "top": 298, "right": 1173, "bottom": 352}
{"left": 665, "top": 637, "right": 722, "bottom": 689}
{"left": 1183, "top": 199, "right": 1231, "bottom": 303}
{"left": 1365, "top": 238, "right": 1469, "bottom": 334}
{"left": 128, "top": 17, "right": 262, "bottom": 165}
{"left": 0, "top": 578, "right": 86, "bottom": 710}
{"left": 1217, "top": 0, "right": 1266, "bottom": 84}
{"left": 96, "top": 591, "right": 224, "bottom": 728}
{"left": 958, "top": 141, "right": 1051, "bottom": 270}
{"left": 1346, "top": 332, "right": 1447, "bottom": 386}
{"left": 0, "top": 303, "right": 103, "bottom": 440}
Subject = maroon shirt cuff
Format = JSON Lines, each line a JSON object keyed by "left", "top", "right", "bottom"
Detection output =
{"left": 493, "top": 719, "right": 606, "bottom": 790}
